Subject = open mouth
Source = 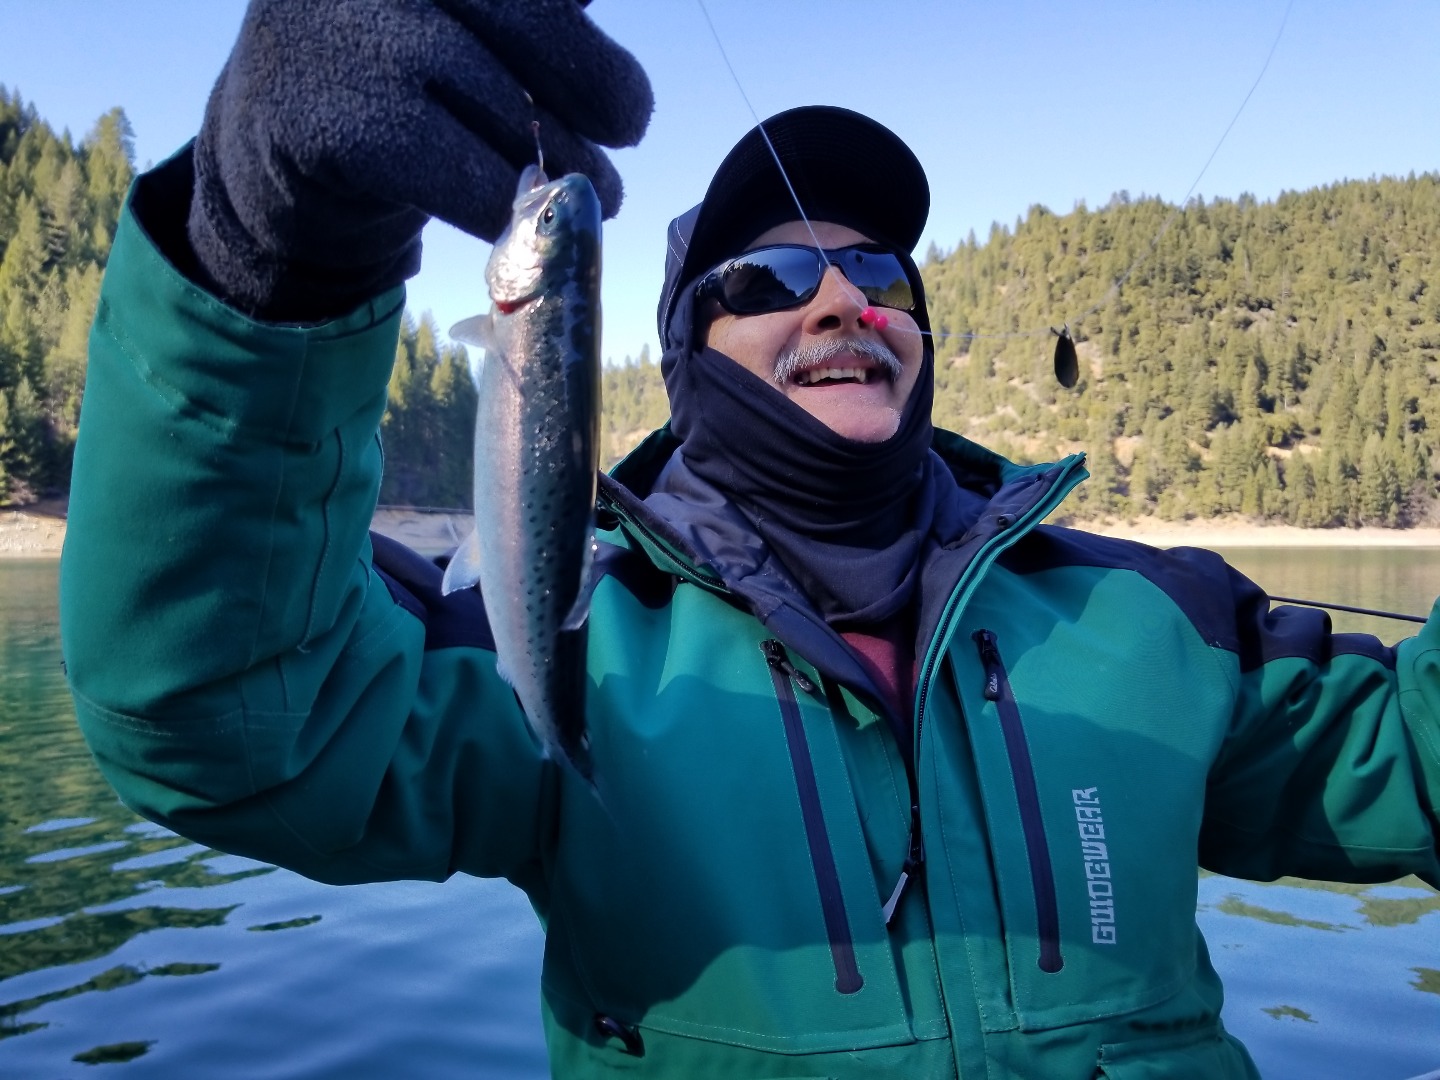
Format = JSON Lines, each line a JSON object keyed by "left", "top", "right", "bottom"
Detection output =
{"left": 793, "top": 365, "right": 885, "bottom": 386}
{"left": 775, "top": 336, "right": 904, "bottom": 389}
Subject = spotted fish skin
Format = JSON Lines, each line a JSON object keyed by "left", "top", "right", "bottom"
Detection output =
{"left": 443, "top": 165, "right": 602, "bottom": 782}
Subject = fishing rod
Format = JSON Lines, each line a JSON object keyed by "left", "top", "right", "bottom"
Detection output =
{"left": 1268, "top": 596, "right": 1426, "bottom": 625}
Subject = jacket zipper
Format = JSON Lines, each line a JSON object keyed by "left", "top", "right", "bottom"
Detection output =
{"left": 972, "top": 629, "right": 1064, "bottom": 974}
{"left": 761, "top": 640, "right": 863, "bottom": 995}
{"left": 906, "top": 456, "right": 1086, "bottom": 913}
{"left": 881, "top": 801, "right": 924, "bottom": 926}
{"left": 599, "top": 486, "right": 727, "bottom": 593}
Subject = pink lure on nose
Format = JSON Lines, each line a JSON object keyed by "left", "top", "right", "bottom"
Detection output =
{"left": 859, "top": 307, "right": 889, "bottom": 330}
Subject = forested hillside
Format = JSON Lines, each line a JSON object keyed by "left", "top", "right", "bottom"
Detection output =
{"left": 923, "top": 180, "right": 1440, "bottom": 526}
{"left": 3, "top": 88, "right": 1437, "bottom": 525}
{"left": 0, "top": 89, "right": 479, "bottom": 508}
{"left": 0, "top": 88, "right": 133, "bottom": 503}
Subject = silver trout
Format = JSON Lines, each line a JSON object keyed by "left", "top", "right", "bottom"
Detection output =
{"left": 443, "top": 165, "right": 602, "bottom": 783}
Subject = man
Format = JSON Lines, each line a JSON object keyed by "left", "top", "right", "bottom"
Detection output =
{"left": 60, "top": 2, "right": 1440, "bottom": 1078}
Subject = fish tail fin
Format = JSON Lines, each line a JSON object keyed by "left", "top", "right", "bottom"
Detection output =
{"left": 440, "top": 531, "right": 483, "bottom": 596}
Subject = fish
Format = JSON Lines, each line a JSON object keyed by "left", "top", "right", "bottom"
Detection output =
{"left": 443, "top": 164, "right": 603, "bottom": 784}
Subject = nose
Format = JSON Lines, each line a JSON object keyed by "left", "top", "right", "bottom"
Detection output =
{"left": 802, "top": 265, "right": 871, "bottom": 335}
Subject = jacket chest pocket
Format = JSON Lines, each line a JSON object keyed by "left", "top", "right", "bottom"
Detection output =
{"left": 543, "top": 631, "right": 915, "bottom": 1057}
{"left": 940, "top": 622, "right": 1225, "bottom": 1032}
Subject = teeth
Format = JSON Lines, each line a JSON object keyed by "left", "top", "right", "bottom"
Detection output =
{"left": 796, "top": 367, "right": 870, "bottom": 385}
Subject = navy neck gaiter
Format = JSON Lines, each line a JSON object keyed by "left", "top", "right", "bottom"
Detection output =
{"left": 665, "top": 344, "right": 936, "bottom": 626}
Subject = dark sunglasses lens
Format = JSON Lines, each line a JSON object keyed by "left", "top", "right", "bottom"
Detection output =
{"left": 836, "top": 248, "right": 914, "bottom": 311}
{"left": 720, "top": 248, "right": 823, "bottom": 313}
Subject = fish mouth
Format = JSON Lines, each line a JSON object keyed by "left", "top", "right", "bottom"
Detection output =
{"left": 494, "top": 296, "right": 534, "bottom": 316}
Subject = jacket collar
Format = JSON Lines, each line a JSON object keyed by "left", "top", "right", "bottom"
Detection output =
{"left": 601, "top": 423, "right": 1085, "bottom": 585}
{"left": 609, "top": 424, "right": 1068, "bottom": 506}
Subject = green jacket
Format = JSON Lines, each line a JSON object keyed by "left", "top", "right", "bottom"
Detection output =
{"left": 63, "top": 159, "right": 1440, "bottom": 1080}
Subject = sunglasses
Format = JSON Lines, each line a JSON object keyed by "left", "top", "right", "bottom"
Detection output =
{"left": 694, "top": 242, "right": 922, "bottom": 316}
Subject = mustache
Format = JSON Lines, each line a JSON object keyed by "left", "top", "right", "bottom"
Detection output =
{"left": 772, "top": 336, "right": 904, "bottom": 385}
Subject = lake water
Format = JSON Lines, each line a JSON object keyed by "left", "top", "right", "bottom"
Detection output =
{"left": 2, "top": 548, "right": 1438, "bottom": 1078}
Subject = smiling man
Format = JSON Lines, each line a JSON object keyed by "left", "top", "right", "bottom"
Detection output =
{"left": 700, "top": 219, "right": 925, "bottom": 443}
{"left": 60, "top": 6, "right": 1440, "bottom": 1079}
{"left": 632, "top": 108, "right": 959, "bottom": 726}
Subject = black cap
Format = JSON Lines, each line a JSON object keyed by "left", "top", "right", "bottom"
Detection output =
{"left": 659, "top": 105, "right": 930, "bottom": 341}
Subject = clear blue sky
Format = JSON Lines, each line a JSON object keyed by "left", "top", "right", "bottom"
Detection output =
{"left": 3, "top": 1, "right": 1437, "bottom": 366}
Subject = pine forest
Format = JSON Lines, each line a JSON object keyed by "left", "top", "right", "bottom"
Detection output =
{"left": 2, "top": 88, "right": 1438, "bottom": 527}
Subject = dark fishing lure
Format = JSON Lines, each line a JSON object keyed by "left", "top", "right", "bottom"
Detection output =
{"left": 1052, "top": 324, "right": 1079, "bottom": 388}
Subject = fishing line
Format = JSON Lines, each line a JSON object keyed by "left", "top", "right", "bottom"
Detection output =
{"left": 694, "top": 0, "right": 1295, "bottom": 352}
{"left": 694, "top": 0, "right": 834, "bottom": 264}
{"left": 695, "top": 0, "right": 892, "bottom": 333}
{"left": 690, "top": 2, "right": 1426, "bottom": 633}
{"left": 1054, "top": 0, "right": 1296, "bottom": 339}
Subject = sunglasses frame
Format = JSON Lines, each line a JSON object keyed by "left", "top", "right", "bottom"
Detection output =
{"left": 694, "top": 242, "right": 924, "bottom": 317}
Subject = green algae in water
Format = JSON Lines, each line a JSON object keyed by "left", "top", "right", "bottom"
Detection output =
{"left": 1202, "top": 874, "right": 1440, "bottom": 929}
{"left": 0, "top": 1022, "right": 46, "bottom": 1041}
{"left": 1215, "top": 894, "right": 1349, "bottom": 932}
{"left": 0, "top": 963, "right": 146, "bottom": 1025}
{"left": 1413, "top": 968, "right": 1440, "bottom": 997}
{"left": 73, "top": 1040, "right": 154, "bottom": 1065}
{"left": 148, "top": 962, "right": 221, "bottom": 977}
{"left": 1, "top": 961, "right": 222, "bottom": 1032}
{"left": 247, "top": 914, "right": 322, "bottom": 932}
{"left": 0, "top": 904, "right": 238, "bottom": 982}
{"left": 1262, "top": 1005, "right": 1316, "bottom": 1022}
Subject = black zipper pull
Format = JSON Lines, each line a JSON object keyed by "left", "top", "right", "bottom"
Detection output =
{"left": 761, "top": 639, "right": 817, "bottom": 695}
{"left": 908, "top": 803, "right": 925, "bottom": 870}
{"left": 973, "top": 628, "right": 1002, "bottom": 701}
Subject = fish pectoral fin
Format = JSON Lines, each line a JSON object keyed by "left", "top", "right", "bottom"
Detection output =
{"left": 560, "top": 532, "right": 598, "bottom": 631}
{"left": 560, "top": 594, "right": 591, "bottom": 633}
{"left": 449, "top": 313, "right": 497, "bottom": 353}
{"left": 440, "top": 531, "right": 483, "bottom": 596}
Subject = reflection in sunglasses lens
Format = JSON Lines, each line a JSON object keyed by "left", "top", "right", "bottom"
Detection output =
{"left": 710, "top": 245, "right": 916, "bottom": 315}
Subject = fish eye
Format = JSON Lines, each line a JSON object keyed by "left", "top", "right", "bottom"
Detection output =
{"left": 542, "top": 205, "right": 557, "bottom": 225}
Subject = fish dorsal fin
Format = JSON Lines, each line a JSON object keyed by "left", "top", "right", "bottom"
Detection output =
{"left": 516, "top": 163, "right": 548, "bottom": 198}
{"left": 560, "top": 529, "right": 598, "bottom": 631}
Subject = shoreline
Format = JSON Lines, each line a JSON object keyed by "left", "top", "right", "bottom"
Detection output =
{"left": 0, "top": 506, "right": 68, "bottom": 560}
{"left": 1078, "top": 519, "right": 1440, "bottom": 549}
{"left": 6, "top": 506, "right": 1440, "bottom": 560}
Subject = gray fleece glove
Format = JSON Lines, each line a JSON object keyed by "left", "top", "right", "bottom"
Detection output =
{"left": 188, "top": 0, "right": 652, "bottom": 321}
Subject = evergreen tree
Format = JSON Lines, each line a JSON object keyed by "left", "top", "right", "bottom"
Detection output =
{"left": 82, "top": 108, "right": 135, "bottom": 254}
{"left": 1, "top": 377, "right": 45, "bottom": 498}
{"left": 0, "top": 390, "right": 12, "bottom": 502}
{"left": 0, "top": 195, "right": 49, "bottom": 390}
